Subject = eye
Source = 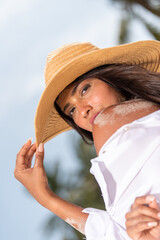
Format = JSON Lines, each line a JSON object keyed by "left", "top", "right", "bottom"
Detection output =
{"left": 69, "top": 107, "right": 75, "bottom": 118}
{"left": 81, "top": 84, "right": 91, "bottom": 96}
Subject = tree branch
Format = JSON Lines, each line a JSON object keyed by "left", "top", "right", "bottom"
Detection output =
{"left": 131, "top": 0, "right": 160, "bottom": 17}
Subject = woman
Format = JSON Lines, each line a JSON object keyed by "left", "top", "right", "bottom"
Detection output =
{"left": 15, "top": 40, "right": 160, "bottom": 239}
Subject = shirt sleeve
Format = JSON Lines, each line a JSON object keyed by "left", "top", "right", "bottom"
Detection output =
{"left": 82, "top": 208, "right": 131, "bottom": 240}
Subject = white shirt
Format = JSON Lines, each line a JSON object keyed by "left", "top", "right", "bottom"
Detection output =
{"left": 83, "top": 110, "right": 160, "bottom": 240}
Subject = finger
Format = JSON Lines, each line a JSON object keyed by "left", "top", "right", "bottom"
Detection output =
{"left": 34, "top": 143, "right": 44, "bottom": 168}
{"left": 149, "top": 199, "right": 160, "bottom": 211}
{"left": 126, "top": 215, "right": 159, "bottom": 228}
{"left": 126, "top": 205, "right": 160, "bottom": 220}
{"left": 26, "top": 143, "right": 36, "bottom": 158}
{"left": 27, "top": 143, "right": 36, "bottom": 167}
{"left": 131, "top": 195, "right": 156, "bottom": 210}
{"left": 16, "top": 139, "right": 32, "bottom": 167}
{"left": 127, "top": 221, "right": 158, "bottom": 236}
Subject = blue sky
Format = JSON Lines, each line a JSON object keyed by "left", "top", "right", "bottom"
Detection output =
{"left": 0, "top": 0, "right": 158, "bottom": 240}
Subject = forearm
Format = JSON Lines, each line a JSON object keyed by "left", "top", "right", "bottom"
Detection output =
{"left": 40, "top": 189, "right": 130, "bottom": 239}
{"left": 39, "top": 188, "right": 88, "bottom": 234}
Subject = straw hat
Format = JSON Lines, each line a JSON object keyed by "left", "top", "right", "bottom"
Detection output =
{"left": 35, "top": 40, "right": 160, "bottom": 145}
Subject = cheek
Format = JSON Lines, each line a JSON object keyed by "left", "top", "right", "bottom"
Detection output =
{"left": 101, "top": 88, "right": 119, "bottom": 105}
{"left": 74, "top": 113, "right": 91, "bottom": 131}
{"left": 91, "top": 95, "right": 101, "bottom": 104}
{"left": 88, "top": 91, "right": 106, "bottom": 104}
{"left": 73, "top": 111, "right": 84, "bottom": 126}
{"left": 91, "top": 89, "right": 118, "bottom": 106}
{"left": 89, "top": 93, "right": 108, "bottom": 106}
{"left": 74, "top": 116, "right": 86, "bottom": 127}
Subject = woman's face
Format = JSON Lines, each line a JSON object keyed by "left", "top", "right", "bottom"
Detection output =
{"left": 57, "top": 78, "right": 121, "bottom": 132}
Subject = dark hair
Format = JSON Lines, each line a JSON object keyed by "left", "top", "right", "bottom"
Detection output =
{"left": 54, "top": 64, "right": 160, "bottom": 143}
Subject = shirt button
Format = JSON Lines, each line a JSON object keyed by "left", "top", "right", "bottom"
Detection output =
{"left": 124, "top": 126, "right": 129, "bottom": 131}
{"left": 102, "top": 150, "right": 106, "bottom": 154}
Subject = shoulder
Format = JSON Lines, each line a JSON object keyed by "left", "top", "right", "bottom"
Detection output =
{"left": 92, "top": 100, "right": 160, "bottom": 154}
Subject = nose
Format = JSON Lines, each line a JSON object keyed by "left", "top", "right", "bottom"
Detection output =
{"left": 79, "top": 105, "right": 92, "bottom": 118}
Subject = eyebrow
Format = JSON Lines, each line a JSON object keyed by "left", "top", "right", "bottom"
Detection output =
{"left": 63, "top": 103, "right": 70, "bottom": 113}
{"left": 71, "top": 81, "right": 80, "bottom": 96}
{"left": 63, "top": 81, "right": 81, "bottom": 113}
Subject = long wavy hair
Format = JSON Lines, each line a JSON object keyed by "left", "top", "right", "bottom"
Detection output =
{"left": 54, "top": 64, "right": 160, "bottom": 143}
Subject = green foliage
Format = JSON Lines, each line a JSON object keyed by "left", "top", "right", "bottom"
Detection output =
{"left": 118, "top": 15, "right": 131, "bottom": 44}
{"left": 109, "top": 0, "right": 160, "bottom": 17}
{"left": 108, "top": 0, "right": 160, "bottom": 43}
{"left": 134, "top": 12, "right": 160, "bottom": 40}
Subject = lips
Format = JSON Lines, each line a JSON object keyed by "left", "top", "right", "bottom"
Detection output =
{"left": 90, "top": 112, "right": 101, "bottom": 125}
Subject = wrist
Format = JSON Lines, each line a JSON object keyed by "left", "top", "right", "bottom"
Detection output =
{"left": 35, "top": 186, "right": 55, "bottom": 207}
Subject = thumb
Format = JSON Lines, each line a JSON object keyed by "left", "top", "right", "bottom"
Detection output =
{"left": 34, "top": 143, "right": 44, "bottom": 167}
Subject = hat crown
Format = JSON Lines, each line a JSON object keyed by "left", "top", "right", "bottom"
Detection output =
{"left": 44, "top": 42, "right": 99, "bottom": 85}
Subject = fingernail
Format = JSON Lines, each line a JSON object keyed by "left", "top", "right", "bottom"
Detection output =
{"left": 157, "top": 212, "right": 160, "bottom": 218}
{"left": 27, "top": 137, "right": 33, "bottom": 143}
{"left": 148, "top": 222, "right": 158, "bottom": 227}
{"left": 146, "top": 196, "right": 155, "bottom": 202}
{"left": 38, "top": 143, "right": 44, "bottom": 152}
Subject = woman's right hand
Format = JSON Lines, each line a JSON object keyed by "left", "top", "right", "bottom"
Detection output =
{"left": 125, "top": 195, "right": 160, "bottom": 240}
{"left": 14, "top": 140, "right": 51, "bottom": 205}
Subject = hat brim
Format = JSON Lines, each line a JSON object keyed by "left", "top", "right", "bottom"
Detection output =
{"left": 35, "top": 40, "right": 160, "bottom": 144}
